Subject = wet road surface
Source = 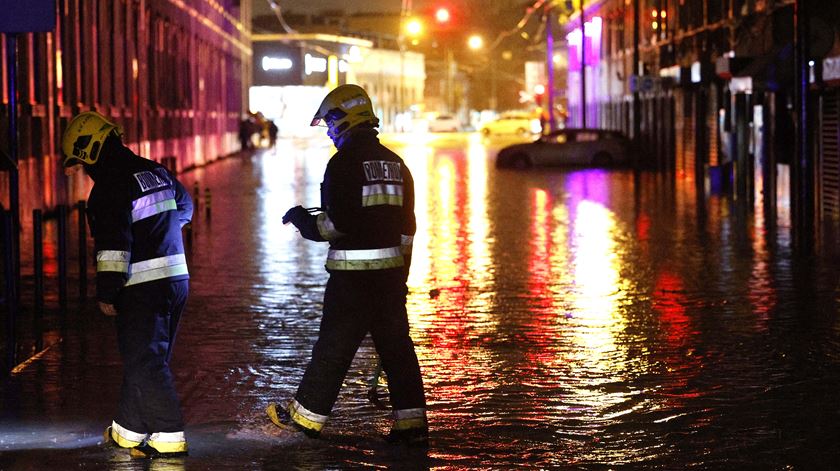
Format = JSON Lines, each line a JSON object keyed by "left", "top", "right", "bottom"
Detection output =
{"left": 3, "top": 132, "right": 840, "bottom": 469}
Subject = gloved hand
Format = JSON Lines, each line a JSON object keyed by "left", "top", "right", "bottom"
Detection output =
{"left": 99, "top": 301, "right": 117, "bottom": 316}
{"left": 282, "top": 205, "right": 310, "bottom": 227}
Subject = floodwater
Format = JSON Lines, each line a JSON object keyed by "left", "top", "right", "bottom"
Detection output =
{"left": 3, "top": 132, "right": 840, "bottom": 469}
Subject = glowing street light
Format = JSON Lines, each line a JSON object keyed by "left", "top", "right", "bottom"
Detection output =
{"left": 467, "top": 34, "right": 484, "bottom": 50}
{"left": 405, "top": 18, "right": 423, "bottom": 37}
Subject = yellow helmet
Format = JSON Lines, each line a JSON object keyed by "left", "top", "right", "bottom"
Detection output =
{"left": 61, "top": 111, "right": 122, "bottom": 167}
{"left": 310, "top": 84, "right": 379, "bottom": 142}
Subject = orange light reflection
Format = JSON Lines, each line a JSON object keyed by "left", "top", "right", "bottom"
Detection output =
{"left": 406, "top": 143, "right": 498, "bottom": 417}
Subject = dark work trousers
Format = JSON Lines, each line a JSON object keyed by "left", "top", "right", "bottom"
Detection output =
{"left": 295, "top": 269, "right": 425, "bottom": 416}
{"left": 114, "top": 279, "right": 189, "bottom": 434}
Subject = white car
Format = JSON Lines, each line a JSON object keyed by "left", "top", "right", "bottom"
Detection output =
{"left": 428, "top": 114, "right": 461, "bottom": 132}
{"left": 480, "top": 113, "right": 541, "bottom": 136}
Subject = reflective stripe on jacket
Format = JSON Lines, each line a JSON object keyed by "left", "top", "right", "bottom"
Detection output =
{"left": 87, "top": 142, "right": 193, "bottom": 302}
{"left": 307, "top": 129, "right": 415, "bottom": 272}
{"left": 325, "top": 246, "right": 404, "bottom": 271}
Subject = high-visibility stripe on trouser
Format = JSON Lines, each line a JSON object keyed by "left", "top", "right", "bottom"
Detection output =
{"left": 147, "top": 431, "right": 188, "bottom": 453}
{"left": 325, "top": 247, "right": 404, "bottom": 270}
{"left": 111, "top": 420, "right": 146, "bottom": 448}
{"left": 393, "top": 408, "right": 428, "bottom": 431}
{"left": 288, "top": 399, "right": 328, "bottom": 434}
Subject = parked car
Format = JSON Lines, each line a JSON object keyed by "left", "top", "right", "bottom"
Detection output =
{"left": 480, "top": 113, "right": 541, "bottom": 136}
{"left": 428, "top": 114, "right": 461, "bottom": 132}
{"left": 496, "top": 129, "right": 632, "bottom": 168}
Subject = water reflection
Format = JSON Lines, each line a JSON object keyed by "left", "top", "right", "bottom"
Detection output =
{"left": 406, "top": 140, "right": 500, "bottom": 433}
{"left": 5, "top": 134, "right": 840, "bottom": 469}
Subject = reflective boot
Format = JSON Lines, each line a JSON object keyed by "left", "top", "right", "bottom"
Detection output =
{"left": 266, "top": 402, "right": 321, "bottom": 439}
{"left": 386, "top": 408, "right": 429, "bottom": 447}
{"left": 104, "top": 422, "right": 146, "bottom": 449}
{"left": 129, "top": 431, "right": 188, "bottom": 459}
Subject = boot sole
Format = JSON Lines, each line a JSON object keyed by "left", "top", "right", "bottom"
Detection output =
{"left": 130, "top": 446, "right": 188, "bottom": 459}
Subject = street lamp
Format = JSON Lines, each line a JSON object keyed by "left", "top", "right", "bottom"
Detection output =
{"left": 467, "top": 34, "right": 483, "bottom": 51}
{"left": 405, "top": 18, "right": 423, "bottom": 38}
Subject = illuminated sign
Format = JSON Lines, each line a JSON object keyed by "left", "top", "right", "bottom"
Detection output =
{"left": 261, "top": 56, "right": 293, "bottom": 71}
{"left": 305, "top": 53, "right": 327, "bottom": 75}
{"left": 252, "top": 43, "right": 348, "bottom": 86}
{"left": 824, "top": 56, "right": 840, "bottom": 82}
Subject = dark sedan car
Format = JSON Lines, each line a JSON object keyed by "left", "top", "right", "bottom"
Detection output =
{"left": 495, "top": 129, "right": 632, "bottom": 168}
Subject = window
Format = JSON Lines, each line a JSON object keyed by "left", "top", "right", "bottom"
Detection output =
{"left": 577, "top": 132, "right": 599, "bottom": 142}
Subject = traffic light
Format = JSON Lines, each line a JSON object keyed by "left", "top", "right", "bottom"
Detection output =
{"left": 435, "top": 7, "right": 451, "bottom": 24}
{"left": 533, "top": 84, "right": 546, "bottom": 106}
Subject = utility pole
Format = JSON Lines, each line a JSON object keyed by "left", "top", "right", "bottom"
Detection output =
{"left": 490, "top": 54, "right": 498, "bottom": 111}
{"left": 546, "top": 7, "right": 556, "bottom": 132}
{"left": 632, "top": 0, "right": 641, "bottom": 148}
{"left": 792, "top": 0, "right": 813, "bottom": 253}
{"left": 580, "top": 0, "right": 587, "bottom": 129}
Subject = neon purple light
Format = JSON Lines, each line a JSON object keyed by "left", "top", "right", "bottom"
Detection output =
{"left": 565, "top": 17, "right": 602, "bottom": 72}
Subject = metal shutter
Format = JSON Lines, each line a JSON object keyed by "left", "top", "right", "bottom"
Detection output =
{"left": 820, "top": 89, "right": 840, "bottom": 221}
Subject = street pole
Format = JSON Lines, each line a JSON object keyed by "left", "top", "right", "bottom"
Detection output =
{"left": 490, "top": 54, "right": 497, "bottom": 111}
{"left": 6, "top": 33, "right": 20, "bottom": 286}
{"left": 4, "top": 33, "right": 20, "bottom": 376}
{"left": 546, "top": 7, "right": 556, "bottom": 132}
{"left": 632, "top": 0, "right": 641, "bottom": 159}
{"left": 399, "top": 41, "right": 405, "bottom": 131}
{"left": 447, "top": 48, "right": 455, "bottom": 114}
{"left": 580, "top": 1, "right": 586, "bottom": 129}
{"left": 792, "top": 0, "right": 813, "bottom": 253}
{"left": 5, "top": 34, "right": 20, "bottom": 296}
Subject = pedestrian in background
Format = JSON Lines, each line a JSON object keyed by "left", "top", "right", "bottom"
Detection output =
{"left": 269, "top": 84, "right": 428, "bottom": 446}
{"left": 62, "top": 111, "right": 193, "bottom": 459}
{"left": 268, "top": 120, "right": 279, "bottom": 148}
{"left": 239, "top": 116, "right": 254, "bottom": 151}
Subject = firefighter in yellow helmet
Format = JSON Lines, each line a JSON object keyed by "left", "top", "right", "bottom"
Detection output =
{"left": 62, "top": 111, "right": 193, "bottom": 459}
{"left": 267, "top": 84, "right": 428, "bottom": 445}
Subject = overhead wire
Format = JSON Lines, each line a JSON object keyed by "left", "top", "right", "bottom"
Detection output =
{"left": 265, "top": 0, "right": 297, "bottom": 34}
{"left": 487, "top": 0, "right": 550, "bottom": 51}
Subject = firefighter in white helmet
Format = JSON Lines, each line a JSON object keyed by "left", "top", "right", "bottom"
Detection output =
{"left": 268, "top": 84, "right": 428, "bottom": 445}
{"left": 62, "top": 111, "right": 193, "bottom": 458}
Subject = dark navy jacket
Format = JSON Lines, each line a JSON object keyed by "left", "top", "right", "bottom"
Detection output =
{"left": 296, "top": 128, "right": 416, "bottom": 273}
{"left": 86, "top": 141, "right": 193, "bottom": 303}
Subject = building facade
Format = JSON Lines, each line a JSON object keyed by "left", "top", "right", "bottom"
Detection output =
{"left": 249, "top": 33, "right": 425, "bottom": 135}
{"left": 0, "top": 0, "right": 251, "bottom": 209}
{"left": 561, "top": 0, "right": 840, "bottom": 247}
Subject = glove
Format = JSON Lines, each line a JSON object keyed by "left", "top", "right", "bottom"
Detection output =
{"left": 282, "top": 205, "right": 310, "bottom": 227}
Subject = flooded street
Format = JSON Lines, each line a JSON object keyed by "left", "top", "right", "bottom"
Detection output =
{"left": 3, "top": 132, "right": 840, "bottom": 469}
